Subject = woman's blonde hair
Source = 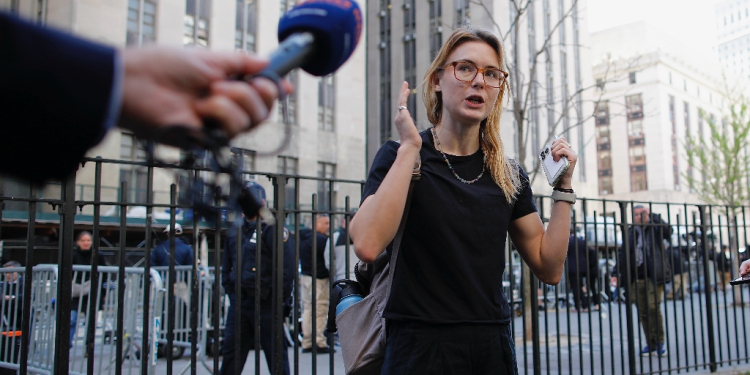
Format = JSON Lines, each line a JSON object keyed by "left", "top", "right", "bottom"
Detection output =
{"left": 421, "top": 26, "right": 521, "bottom": 202}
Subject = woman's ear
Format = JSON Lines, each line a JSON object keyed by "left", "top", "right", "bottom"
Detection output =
{"left": 431, "top": 72, "right": 442, "bottom": 92}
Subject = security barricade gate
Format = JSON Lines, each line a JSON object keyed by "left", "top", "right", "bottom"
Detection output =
{"left": 0, "top": 266, "right": 25, "bottom": 373}
{"left": 152, "top": 266, "right": 212, "bottom": 374}
{"left": 19, "top": 265, "right": 164, "bottom": 375}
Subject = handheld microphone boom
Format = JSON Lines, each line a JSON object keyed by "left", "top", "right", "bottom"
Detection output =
{"left": 258, "top": 0, "right": 362, "bottom": 79}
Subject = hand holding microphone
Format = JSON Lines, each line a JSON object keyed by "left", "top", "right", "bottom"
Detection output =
{"left": 134, "top": 0, "right": 363, "bottom": 222}
{"left": 123, "top": 0, "right": 363, "bottom": 151}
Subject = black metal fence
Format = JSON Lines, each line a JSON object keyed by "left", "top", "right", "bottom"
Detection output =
{"left": 0, "top": 157, "right": 749, "bottom": 375}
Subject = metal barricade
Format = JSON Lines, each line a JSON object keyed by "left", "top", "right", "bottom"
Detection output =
{"left": 0, "top": 266, "right": 25, "bottom": 373}
{"left": 24, "top": 264, "right": 164, "bottom": 375}
{"left": 152, "top": 265, "right": 214, "bottom": 374}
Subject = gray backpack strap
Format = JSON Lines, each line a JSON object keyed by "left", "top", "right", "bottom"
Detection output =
{"left": 385, "top": 155, "right": 421, "bottom": 299}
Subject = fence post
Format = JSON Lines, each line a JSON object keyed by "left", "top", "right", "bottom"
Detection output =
{"left": 530, "top": 272, "right": 541, "bottom": 375}
{"left": 618, "top": 201, "right": 636, "bottom": 375}
{"left": 698, "top": 206, "right": 718, "bottom": 372}
{"left": 272, "top": 174, "right": 288, "bottom": 374}
{"left": 19, "top": 183, "right": 36, "bottom": 375}
{"left": 55, "top": 173, "right": 77, "bottom": 375}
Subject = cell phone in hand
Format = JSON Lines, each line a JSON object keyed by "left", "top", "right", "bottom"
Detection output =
{"left": 730, "top": 273, "right": 750, "bottom": 286}
{"left": 539, "top": 136, "right": 570, "bottom": 187}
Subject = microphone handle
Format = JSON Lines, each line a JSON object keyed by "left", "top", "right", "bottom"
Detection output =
{"left": 254, "top": 31, "right": 317, "bottom": 80}
{"left": 159, "top": 32, "right": 317, "bottom": 151}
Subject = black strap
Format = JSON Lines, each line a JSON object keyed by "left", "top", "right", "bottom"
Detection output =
{"left": 385, "top": 157, "right": 421, "bottom": 301}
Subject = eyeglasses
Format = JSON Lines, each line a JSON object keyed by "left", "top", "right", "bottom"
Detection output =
{"left": 442, "top": 60, "right": 508, "bottom": 88}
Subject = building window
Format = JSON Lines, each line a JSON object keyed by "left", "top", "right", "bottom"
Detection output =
{"left": 280, "top": 0, "right": 295, "bottom": 15}
{"left": 278, "top": 69, "right": 298, "bottom": 124}
{"left": 595, "top": 101, "right": 613, "bottom": 195}
{"left": 597, "top": 127, "right": 610, "bottom": 146}
{"left": 629, "top": 145, "right": 646, "bottom": 165}
{"left": 626, "top": 94, "right": 643, "bottom": 120}
{"left": 455, "top": 0, "right": 470, "bottom": 26}
{"left": 631, "top": 171, "right": 648, "bottom": 192}
{"left": 235, "top": 0, "right": 256, "bottom": 51}
{"left": 684, "top": 79, "right": 687, "bottom": 91}
{"left": 185, "top": 0, "right": 211, "bottom": 46}
{"left": 669, "top": 72, "right": 672, "bottom": 84}
{"left": 317, "top": 162, "right": 336, "bottom": 211}
{"left": 119, "top": 133, "right": 148, "bottom": 204}
{"left": 403, "top": 0, "right": 417, "bottom": 120}
{"left": 231, "top": 147, "right": 256, "bottom": 181}
{"left": 599, "top": 150, "right": 612, "bottom": 170}
{"left": 596, "top": 78, "right": 604, "bottom": 90}
{"left": 684, "top": 101, "right": 694, "bottom": 191}
{"left": 126, "top": 0, "right": 157, "bottom": 45}
{"left": 429, "top": 0, "right": 442, "bottom": 60}
{"left": 379, "top": 0, "right": 393, "bottom": 143}
{"left": 626, "top": 94, "right": 647, "bottom": 192}
{"left": 669, "top": 95, "right": 679, "bottom": 189}
{"left": 277, "top": 156, "right": 298, "bottom": 209}
{"left": 318, "top": 75, "right": 335, "bottom": 131}
{"left": 629, "top": 72, "right": 636, "bottom": 84}
{"left": 599, "top": 176, "right": 613, "bottom": 195}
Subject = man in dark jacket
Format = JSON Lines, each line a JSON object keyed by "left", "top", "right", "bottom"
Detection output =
{"left": 151, "top": 223, "right": 194, "bottom": 267}
{"left": 220, "top": 182, "right": 295, "bottom": 375}
{"left": 612, "top": 205, "right": 673, "bottom": 357}
{"left": 567, "top": 228, "right": 599, "bottom": 311}
{"left": 299, "top": 215, "right": 331, "bottom": 353}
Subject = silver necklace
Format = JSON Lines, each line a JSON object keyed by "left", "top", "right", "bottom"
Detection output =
{"left": 430, "top": 127, "right": 485, "bottom": 184}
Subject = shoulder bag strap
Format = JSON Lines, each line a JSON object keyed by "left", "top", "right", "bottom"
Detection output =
{"left": 385, "top": 155, "right": 421, "bottom": 300}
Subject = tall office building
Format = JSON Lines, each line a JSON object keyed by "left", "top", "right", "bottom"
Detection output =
{"left": 0, "top": 0, "right": 367, "bottom": 217}
{"left": 591, "top": 22, "right": 725, "bottom": 203}
{"left": 364, "top": 0, "right": 599, "bottom": 197}
{"left": 716, "top": 0, "right": 750, "bottom": 78}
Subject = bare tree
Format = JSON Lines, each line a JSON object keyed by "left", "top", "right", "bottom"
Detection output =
{"left": 469, "top": 0, "right": 645, "bottom": 339}
{"left": 684, "top": 81, "right": 750, "bottom": 304}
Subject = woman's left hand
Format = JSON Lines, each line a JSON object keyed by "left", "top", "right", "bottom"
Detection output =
{"left": 551, "top": 136, "right": 577, "bottom": 189}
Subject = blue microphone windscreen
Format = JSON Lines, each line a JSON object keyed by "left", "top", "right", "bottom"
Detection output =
{"left": 278, "top": 0, "right": 362, "bottom": 76}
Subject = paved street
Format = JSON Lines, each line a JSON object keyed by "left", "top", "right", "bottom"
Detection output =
{"left": 61, "top": 288, "right": 750, "bottom": 375}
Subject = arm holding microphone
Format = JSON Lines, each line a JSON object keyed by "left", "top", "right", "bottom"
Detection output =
{"left": 0, "top": 12, "right": 285, "bottom": 183}
{"left": 1, "top": 0, "right": 361, "bottom": 186}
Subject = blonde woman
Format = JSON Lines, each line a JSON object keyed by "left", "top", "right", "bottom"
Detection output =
{"left": 350, "top": 27, "right": 577, "bottom": 374}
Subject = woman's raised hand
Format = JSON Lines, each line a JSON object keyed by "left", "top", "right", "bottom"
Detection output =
{"left": 394, "top": 81, "right": 422, "bottom": 150}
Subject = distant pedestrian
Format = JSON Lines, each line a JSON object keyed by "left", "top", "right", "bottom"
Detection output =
{"left": 299, "top": 215, "right": 332, "bottom": 353}
{"left": 715, "top": 245, "right": 733, "bottom": 291}
{"left": 666, "top": 247, "right": 687, "bottom": 300}
{"left": 220, "top": 182, "right": 295, "bottom": 375}
{"left": 71, "top": 231, "right": 107, "bottom": 347}
{"left": 151, "top": 224, "right": 194, "bottom": 267}
{"left": 324, "top": 215, "right": 357, "bottom": 281}
{"left": 566, "top": 228, "right": 599, "bottom": 312}
{"left": 612, "top": 206, "right": 672, "bottom": 357}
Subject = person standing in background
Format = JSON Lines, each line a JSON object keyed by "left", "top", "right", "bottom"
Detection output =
{"left": 220, "top": 182, "right": 295, "bottom": 375}
{"left": 567, "top": 227, "right": 599, "bottom": 312}
{"left": 151, "top": 223, "right": 194, "bottom": 267}
{"left": 299, "top": 215, "right": 332, "bottom": 353}
{"left": 324, "top": 215, "right": 357, "bottom": 281}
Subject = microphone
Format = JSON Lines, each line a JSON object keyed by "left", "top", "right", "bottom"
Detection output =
{"left": 165, "top": 0, "right": 362, "bottom": 150}
{"left": 258, "top": 0, "right": 362, "bottom": 79}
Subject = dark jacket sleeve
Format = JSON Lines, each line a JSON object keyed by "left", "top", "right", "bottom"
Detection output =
{"left": 221, "top": 235, "right": 234, "bottom": 294}
{"left": 0, "top": 13, "right": 117, "bottom": 183}
{"left": 282, "top": 229, "right": 296, "bottom": 301}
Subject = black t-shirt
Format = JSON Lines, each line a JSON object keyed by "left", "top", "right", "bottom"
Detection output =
{"left": 362, "top": 129, "right": 537, "bottom": 324}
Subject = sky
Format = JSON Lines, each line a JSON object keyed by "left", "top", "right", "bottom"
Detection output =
{"left": 586, "top": 0, "right": 719, "bottom": 57}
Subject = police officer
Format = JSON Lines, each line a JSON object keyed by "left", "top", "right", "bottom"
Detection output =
{"left": 220, "top": 182, "right": 295, "bottom": 375}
